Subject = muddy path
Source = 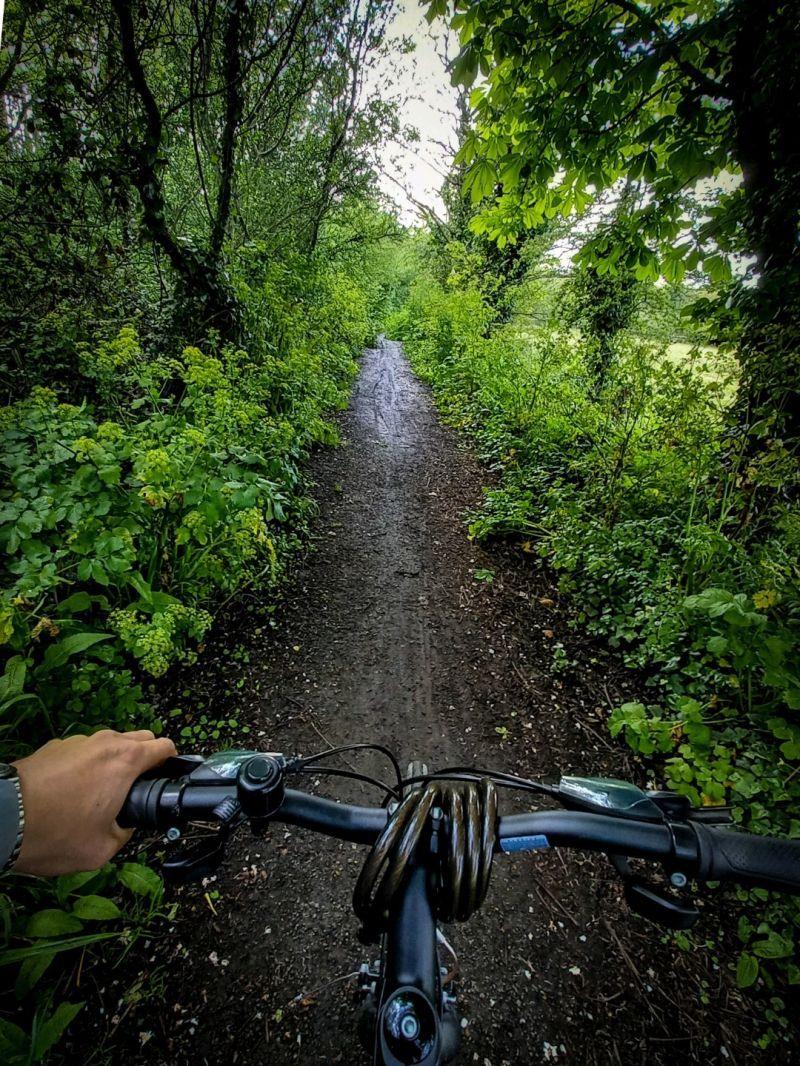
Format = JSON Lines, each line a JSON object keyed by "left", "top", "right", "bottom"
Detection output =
{"left": 69, "top": 339, "right": 775, "bottom": 1065}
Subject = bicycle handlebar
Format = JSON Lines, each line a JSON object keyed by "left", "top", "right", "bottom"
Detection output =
{"left": 119, "top": 772, "right": 800, "bottom": 895}
{"left": 695, "top": 823, "right": 800, "bottom": 895}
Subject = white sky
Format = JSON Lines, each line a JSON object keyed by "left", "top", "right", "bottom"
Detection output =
{"left": 368, "top": 7, "right": 746, "bottom": 281}
{"left": 367, "top": 3, "right": 456, "bottom": 223}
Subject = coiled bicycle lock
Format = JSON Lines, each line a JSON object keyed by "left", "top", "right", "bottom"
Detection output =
{"left": 354, "top": 778, "right": 498, "bottom": 928}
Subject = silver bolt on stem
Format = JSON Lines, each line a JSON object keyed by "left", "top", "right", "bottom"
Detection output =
{"left": 166, "top": 826, "right": 181, "bottom": 842}
{"left": 670, "top": 871, "right": 688, "bottom": 889}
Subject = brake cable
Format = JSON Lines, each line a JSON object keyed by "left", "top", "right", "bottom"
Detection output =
{"left": 353, "top": 778, "right": 499, "bottom": 927}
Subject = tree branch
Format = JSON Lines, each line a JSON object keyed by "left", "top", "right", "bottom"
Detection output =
{"left": 110, "top": 0, "right": 189, "bottom": 279}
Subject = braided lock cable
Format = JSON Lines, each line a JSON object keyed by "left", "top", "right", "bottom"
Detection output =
{"left": 353, "top": 779, "right": 498, "bottom": 926}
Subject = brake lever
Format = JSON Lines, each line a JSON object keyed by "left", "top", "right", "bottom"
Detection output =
{"left": 623, "top": 880, "right": 699, "bottom": 930}
{"left": 163, "top": 830, "right": 231, "bottom": 885}
{"left": 610, "top": 854, "right": 699, "bottom": 930}
{"left": 162, "top": 795, "right": 244, "bottom": 885}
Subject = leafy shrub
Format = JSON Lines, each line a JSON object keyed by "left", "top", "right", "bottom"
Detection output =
{"left": 0, "top": 255, "right": 370, "bottom": 1055}
{"left": 0, "top": 858, "right": 165, "bottom": 1065}
{"left": 1, "top": 262, "right": 364, "bottom": 750}
{"left": 395, "top": 264, "right": 800, "bottom": 1023}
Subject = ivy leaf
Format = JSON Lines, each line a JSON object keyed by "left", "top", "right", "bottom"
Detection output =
{"left": 779, "top": 739, "right": 800, "bottom": 760}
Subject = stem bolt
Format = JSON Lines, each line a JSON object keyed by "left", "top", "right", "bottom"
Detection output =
{"left": 670, "top": 871, "right": 688, "bottom": 889}
{"left": 166, "top": 826, "right": 181, "bottom": 842}
{"left": 400, "top": 1014, "right": 420, "bottom": 1041}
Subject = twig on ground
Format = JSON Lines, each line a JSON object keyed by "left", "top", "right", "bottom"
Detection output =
{"left": 601, "top": 917, "right": 644, "bottom": 989}
{"left": 511, "top": 661, "right": 531, "bottom": 689}
{"left": 532, "top": 874, "right": 580, "bottom": 928}
{"left": 286, "top": 970, "right": 360, "bottom": 1010}
{"left": 577, "top": 717, "right": 615, "bottom": 752}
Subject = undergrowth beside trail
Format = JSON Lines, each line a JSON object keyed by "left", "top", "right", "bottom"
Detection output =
{"left": 0, "top": 256, "right": 379, "bottom": 1061}
{"left": 390, "top": 254, "right": 800, "bottom": 1045}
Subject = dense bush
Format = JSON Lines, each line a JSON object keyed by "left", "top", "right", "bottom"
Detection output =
{"left": 0, "top": 254, "right": 371, "bottom": 1059}
{"left": 1, "top": 258, "right": 365, "bottom": 753}
{"left": 392, "top": 258, "right": 800, "bottom": 1016}
{"left": 0, "top": 0, "right": 395, "bottom": 1054}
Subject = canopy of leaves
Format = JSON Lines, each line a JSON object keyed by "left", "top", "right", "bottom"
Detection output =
{"left": 437, "top": 0, "right": 800, "bottom": 439}
{"left": 440, "top": 1, "right": 795, "bottom": 280}
{"left": 0, "top": 0, "right": 397, "bottom": 385}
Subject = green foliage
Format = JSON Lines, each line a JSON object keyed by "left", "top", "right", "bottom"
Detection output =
{"left": 1, "top": 0, "right": 400, "bottom": 1055}
{"left": 441, "top": 0, "right": 738, "bottom": 270}
{"left": 0, "top": 858, "right": 164, "bottom": 1063}
{"left": 0, "top": 249, "right": 374, "bottom": 1053}
{"left": 560, "top": 250, "right": 641, "bottom": 392}
{"left": 395, "top": 254, "right": 800, "bottom": 1030}
{"left": 435, "top": 0, "right": 800, "bottom": 445}
{"left": 0, "top": 0, "right": 397, "bottom": 366}
{"left": 1, "top": 294, "right": 362, "bottom": 749}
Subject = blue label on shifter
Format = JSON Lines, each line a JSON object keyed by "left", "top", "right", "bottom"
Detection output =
{"left": 500, "top": 835, "right": 550, "bottom": 853}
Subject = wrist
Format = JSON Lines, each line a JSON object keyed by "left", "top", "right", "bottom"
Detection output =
{"left": 0, "top": 763, "right": 25, "bottom": 873}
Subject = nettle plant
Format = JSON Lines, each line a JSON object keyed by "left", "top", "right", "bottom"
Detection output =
{"left": 0, "top": 327, "right": 323, "bottom": 749}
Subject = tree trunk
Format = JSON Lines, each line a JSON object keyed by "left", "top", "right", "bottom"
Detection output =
{"left": 728, "top": 0, "right": 800, "bottom": 444}
{"left": 111, "top": 0, "right": 239, "bottom": 343}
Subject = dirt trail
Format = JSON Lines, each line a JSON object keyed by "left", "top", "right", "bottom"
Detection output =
{"left": 70, "top": 339, "right": 772, "bottom": 1065}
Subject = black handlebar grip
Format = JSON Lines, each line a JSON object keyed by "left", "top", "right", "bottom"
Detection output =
{"left": 117, "top": 778, "right": 167, "bottom": 830}
{"left": 697, "top": 825, "right": 800, "bottom": 895}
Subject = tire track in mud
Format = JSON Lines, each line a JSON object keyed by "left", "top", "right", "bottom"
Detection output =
{"left": 68, "top": 339, "right": 773, "bottom": 1065}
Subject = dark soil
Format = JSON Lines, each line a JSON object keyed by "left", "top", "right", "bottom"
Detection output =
{"left": 67, "top": 340, "right": 787, "bottom": 1065}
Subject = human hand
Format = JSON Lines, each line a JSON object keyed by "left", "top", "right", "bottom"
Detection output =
{"left": 12, "top": 729, "right": 176, "bottom": 876}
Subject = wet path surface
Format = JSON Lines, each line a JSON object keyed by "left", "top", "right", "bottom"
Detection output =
{"left": 68, "top": 340, "right": 772, "bottom": 1065}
